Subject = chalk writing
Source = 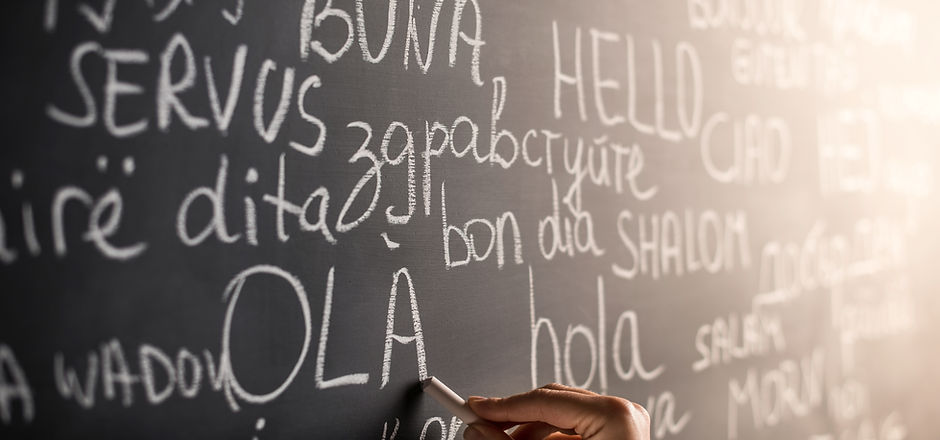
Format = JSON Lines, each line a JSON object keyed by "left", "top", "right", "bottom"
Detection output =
{"left": 4, "top": 1, "right": 940, "bottom": 438}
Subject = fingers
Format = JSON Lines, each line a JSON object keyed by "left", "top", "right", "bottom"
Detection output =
{"left": 467, "top": 385, "right": 649, "bottom": 440}
{"left": 467, "top": 390, "right": 579, "bottom": 433}
{"left": 509, "top": 422, "right": 567, "bottom": 440}
{"left": 539, "top": 383, "right": 597, "bottom": 396}
{"left": 544, "top": 434, "right": 580, "bottom": 440}
{"left": 544, "top": 435, "right": 580, "bottom": 440}
{"left": 468, "top": 389, "right": 595, "bottom": 432}
{"left": 628, "top": 400, "right": 651, "bottom": 432}
{"left": 493, "top": 421, "right": 520, "bottom": 431}
{"left": 464, "top": 423, "right": 513, "bottom": 440}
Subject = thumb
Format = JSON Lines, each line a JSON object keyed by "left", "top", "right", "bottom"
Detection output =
{"left": 464, "top": 423, "right": 512, "bottom": 440}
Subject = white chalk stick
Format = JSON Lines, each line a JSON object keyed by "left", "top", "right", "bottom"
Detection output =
{"left": 421, "top": 376, "right": 482, "bottom": 425}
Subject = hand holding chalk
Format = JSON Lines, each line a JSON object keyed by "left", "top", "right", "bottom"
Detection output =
{"left": 422, "top": 379, "right": 650, "bottom": 440}
{"left": 467, "top": 384, "right": 650, "bottom": 440}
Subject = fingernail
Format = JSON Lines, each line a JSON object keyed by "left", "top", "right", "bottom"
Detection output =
{"left": 467, "top": 396, "right": 490, "bottom": 411}
{"left": 464, "top": 424, "right": 484, "bottom": 440}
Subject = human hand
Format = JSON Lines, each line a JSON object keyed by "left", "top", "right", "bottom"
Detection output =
{"left": 463, "top": 383, "right": 650, "bottom": 440}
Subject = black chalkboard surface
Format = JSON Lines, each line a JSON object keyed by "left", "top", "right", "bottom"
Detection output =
{"left": 3, "top": 1, "right": 940, "bottom": 439}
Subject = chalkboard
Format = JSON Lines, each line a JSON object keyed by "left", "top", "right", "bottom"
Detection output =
{"left": 2, "top": 1, "right": 940, "bottom": 439}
